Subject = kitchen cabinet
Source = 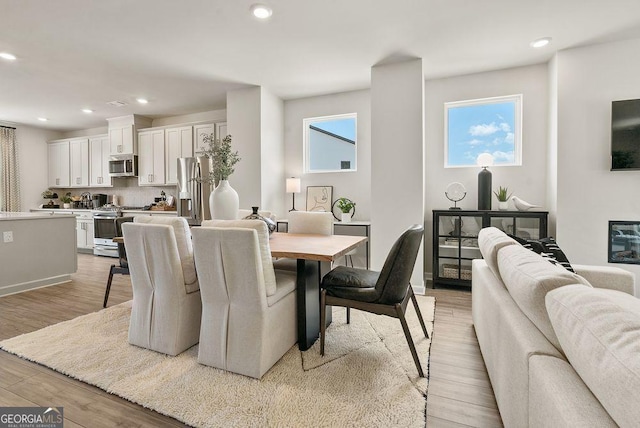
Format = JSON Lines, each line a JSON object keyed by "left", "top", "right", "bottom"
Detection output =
{"left": 47, "top": 140, "right": 70, "bottom": 187}
{"left": 215, "top": 121, "right": 227, "bottom": 140}
{"left": 89, "top": 135, "right": 112, "bottom": 187}
{"left": 138, "top": 129, "right": 165, "bottom": 186}
{"left": 69, "top": 138, "right": 89, "bottom": 187}
{"left": 165, "top": 126, "right": 193, "bottom": 185}
{"left": 75, "top": 212, "right": 94, "bottom": 252}
{"left": 432, "top": 210, "right": 548, "bottom": 288}
{"left": 109, "top": 124, "right": 135, "bottom": 155}
{"left": 194, "top": 123, "right": 214, "bottom": 156}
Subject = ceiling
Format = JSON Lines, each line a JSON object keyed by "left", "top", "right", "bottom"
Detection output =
{"left": 1, "top": 0, "right": 640, "bottom": 132}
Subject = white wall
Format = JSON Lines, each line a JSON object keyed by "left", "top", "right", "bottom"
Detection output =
{"left": 555, "top": 37, "right": 640, "bottom": 296}
{"left": 283, "top": 89, "right": 371, "bottom": 220}
{"left": 15, "top": 125, "right": 63, "bottom": 210}
{"left": 150, "top": 109, "right": 226, "bottom": 128}
{"left": 260, "top": 89, "right": 285, "bottom": 217}
{"left": 424, "top": 64, "right": 549, "bottom": 277}
{"left": 371, "top": 59, "right": 425, "bottom": 288}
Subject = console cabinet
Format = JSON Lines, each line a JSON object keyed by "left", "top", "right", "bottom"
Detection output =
{"left": 432, "top": 210, "right": 548, "bottom": 288}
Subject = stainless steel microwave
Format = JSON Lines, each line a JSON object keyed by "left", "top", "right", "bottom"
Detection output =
{"left": 109, "top": 154, "right": 138, "bottom": 177}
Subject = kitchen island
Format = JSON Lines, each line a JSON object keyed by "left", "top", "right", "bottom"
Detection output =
{"left": 0, "top": 212, "right": 77, "bottom": 297}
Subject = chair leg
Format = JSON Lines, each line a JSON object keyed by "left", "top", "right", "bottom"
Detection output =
{"left": 320, "top": 289, "right": 327, "bottom": 356}
{"left": 346, "top": 307, "right": 350, "bottom": 324}
{"left": 103, "top": 265, "right": 116, "bottom": 308}
{"left": 396, "top": 303, "right": 425, "bottom": 378}
{"left": 409, "top": 288, "right": 429, "bottom": 339}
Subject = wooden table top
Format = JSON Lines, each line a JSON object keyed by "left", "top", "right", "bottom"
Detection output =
{"left": 268, "top": 232, "right": 367, "bottom": 262}
{"left": 115, "top": 232, "right": 367, "bottom": 262}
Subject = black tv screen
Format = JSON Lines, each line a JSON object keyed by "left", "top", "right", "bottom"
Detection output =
{"left": 612, "top": 99, "right": 640, "bottom": 170}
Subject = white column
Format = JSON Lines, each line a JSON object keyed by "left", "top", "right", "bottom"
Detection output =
{"left": 371, "top": 58, "right": 425, "bottom": 289}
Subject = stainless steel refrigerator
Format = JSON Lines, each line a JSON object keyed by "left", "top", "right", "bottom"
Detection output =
{"left": 177, "top": 157, "right": 212, "bottom": 225}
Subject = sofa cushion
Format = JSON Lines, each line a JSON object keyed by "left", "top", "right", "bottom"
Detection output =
{"left": 497, "top": 244, "right": 591, "bottom": 351}
{"left": 202, "top": 219, "right": 277, "bottom": 297}
{"left": 478, "top": 227, "right": 519, "bottom": 282}
{"left": 134, "top": 216, "right": 197, "bottom": 290}
{"left": 510, "top": 235, "right": 575, "bottom": 272}
{"left": 546, "top": 285, "right": 640, "bottom": 427}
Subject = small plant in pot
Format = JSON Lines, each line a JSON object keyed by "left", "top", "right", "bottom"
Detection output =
{"left": 336, "top": 197, "right": 356, "bottom": 222}
{"left": 60, "top": 192, "right": 73, "bottom": 209}
{"left": 493, "top": 186, "right": 512, "bottom": 211}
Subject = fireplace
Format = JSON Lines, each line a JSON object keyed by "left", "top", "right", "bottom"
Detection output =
{"left": 608, "top": 221, "right": 640, "bottom": 264}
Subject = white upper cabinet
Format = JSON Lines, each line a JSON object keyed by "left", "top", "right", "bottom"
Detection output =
{"left": 215, "top": 122, "right": 227, "bottom": 141}
{"left": 193, "top": 123, "right": 214, "bottom": 155}
{"left": 138, "top": 129, "right": 165, "bottom": 186}
{"left": 89, "top": 135, "right": 112, "bottom": 187}
{"left": 165, "top": 126, "right": 193, "bottom": 185}
{"left": 47, "top": 140, "right": 70, "bottom": 187}
{"left": 69, "top": 138, "right": 89, "bottom": 187}
{"left": 109, "top": 124, "right": 135, "bottom": 155}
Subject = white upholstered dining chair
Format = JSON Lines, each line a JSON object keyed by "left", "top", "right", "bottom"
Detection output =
{"left": 193, "top": 219, "right": 297, "bottom": 379}
{"left": 121, "top": 216, "right": 202, "bottom": 356}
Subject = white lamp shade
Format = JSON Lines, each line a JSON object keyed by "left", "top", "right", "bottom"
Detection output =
{"left": 286, "top": 177, "right": 301, "bottom": 193}
{"left": 477, "top": 153, "right": 494, "bottom": 167}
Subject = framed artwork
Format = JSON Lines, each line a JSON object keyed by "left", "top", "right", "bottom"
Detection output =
{"left": 306, "top": 186, "right": 333, "bottom": 212}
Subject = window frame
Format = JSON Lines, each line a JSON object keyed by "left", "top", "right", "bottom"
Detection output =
{"left": 444, "top": 94, "right": 523, "bottom": 168}
{"left": 303, "top": 113, "right": 357, "bottom": 174}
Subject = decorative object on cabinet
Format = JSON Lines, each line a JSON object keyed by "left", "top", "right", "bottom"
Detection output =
{"left": 42, "top": 189, "right": 59, "bottom": 208}
{"left": 60, "top": 192, "right": 72, "bottom": 209}
{"left": 333, "top": 197, "right": 356, "bottom": 222}
{"left": 210, "top": 180, "right": 239, "bottom": 220}
{"left": 511, "top": 196, "right": 540, "bottom": 211}
{"left": 477, "top": 153, "right": 493, "bottom": 210}
{"left": 445, "top": 182, "right": 466, "bottom": 209}
{"left": 197, "top": 134, "right": 240, "bottom": 219}
{"left": 306, "top": 186, "right": 333, "bottom": 212}
{"left": 286, "top": 177, "right": 301, "bottom": 211}
{"left": 432, "top": 209, "right": 548, "bottom": 288}
{"left": 493, "top": 186, "right": 512, "bottom": 210}
{"left": 243, "top": 206, "right": 277, "bottom": 235}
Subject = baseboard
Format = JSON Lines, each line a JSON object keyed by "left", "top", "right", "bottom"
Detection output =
{"left": 0, "top": 275, "right": 72, "bottom": 297}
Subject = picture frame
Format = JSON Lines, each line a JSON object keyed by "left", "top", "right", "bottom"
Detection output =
{"left": 306, "top": 186, "right": 333, "bottom": 212}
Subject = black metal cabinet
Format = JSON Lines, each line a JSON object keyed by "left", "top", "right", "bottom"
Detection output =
{"left": 432, "top": 210, "right": 548, "bottom": 288}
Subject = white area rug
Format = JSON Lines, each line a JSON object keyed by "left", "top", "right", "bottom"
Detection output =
{"left": 1, "top": 296, "right": 435, "bottom": 427}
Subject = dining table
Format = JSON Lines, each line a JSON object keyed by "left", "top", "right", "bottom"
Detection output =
{"left": 115, "top": 231, "right": 368, "bottom": 351}
{"left": 269, "top": 232, "right": 368, "bottom": 350}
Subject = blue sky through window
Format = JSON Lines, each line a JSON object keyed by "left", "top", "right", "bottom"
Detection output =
{"left": 312, "top": 118, "right": 356, "bottom": 141}
{"left": 447, "top": 100, "right": 517, "bottom": 167}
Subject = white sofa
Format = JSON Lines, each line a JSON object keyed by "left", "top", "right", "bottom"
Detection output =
{"left": 472, "top": 227, "right": 639, "bottom": 427}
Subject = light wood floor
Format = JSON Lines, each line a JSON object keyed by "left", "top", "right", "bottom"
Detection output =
{"left": 0, "top": 254, "right": 502, "bottom": 427}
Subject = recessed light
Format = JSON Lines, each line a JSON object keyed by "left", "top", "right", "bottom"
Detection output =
{"left": 0, "top": 52, "right": 16, "bottom": 60}
{"left": 82, "top": 109, "right": 93, "bottom": 114}
{"left": 251, "top": 4, "right": 272, "bottom": 19}
{"left": 530, "top": 37, "right": 552, "bottom": 48}
{"left": 38, "top": 117, "right": 48, "bottom": 122}
{"left": 136, "top": 98, "right": 149, "bottom": 104}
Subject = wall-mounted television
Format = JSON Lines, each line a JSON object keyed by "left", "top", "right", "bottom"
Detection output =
{"left": 612, "top": 99, "right": 640, "bottom": 170}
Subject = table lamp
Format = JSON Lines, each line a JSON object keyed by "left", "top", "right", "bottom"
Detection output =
{"left": 286, "top": 177, "right": 301, "bottom": 211}
{"left": 477, "top": 153, "right": 494, "bottom": 210}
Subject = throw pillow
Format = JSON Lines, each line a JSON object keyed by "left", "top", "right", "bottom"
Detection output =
{"left": 509, "top": 234, "right": 575, "bottom": 273}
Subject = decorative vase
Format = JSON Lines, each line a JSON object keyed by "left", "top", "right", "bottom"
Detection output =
{"left": 499, "top": 201, "right": 508, "bottom": 211}
{"left": 341, "top": 212, "right": 352, "bottom": 223}
{"left": 63, "top": 203, "right": 71, "bottom": 209}
{"left": 243, "top": 206, "right": 276, "bottom": 235}
{"left": 209, "top": 179, "right": 239, "bottom": 219}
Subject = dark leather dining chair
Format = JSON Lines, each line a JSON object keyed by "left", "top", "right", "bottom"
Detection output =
{"left": 320, "top": 224, "right": 429, "bottom": 377}
{"left": 103, "top": 216, "right": 134, "bottom": 308}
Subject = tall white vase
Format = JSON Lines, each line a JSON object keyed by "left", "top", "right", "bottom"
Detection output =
{"left": 209, "top": 180, "right": 239, "bottom": 219}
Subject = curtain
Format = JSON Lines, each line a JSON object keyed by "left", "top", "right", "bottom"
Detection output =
{"left": 1, "top": 126, "right": 20, "bottom": 212}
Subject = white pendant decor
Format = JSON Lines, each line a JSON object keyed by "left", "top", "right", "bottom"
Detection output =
{"left": 210, "top": 180, "right": 239, "bottom": 219}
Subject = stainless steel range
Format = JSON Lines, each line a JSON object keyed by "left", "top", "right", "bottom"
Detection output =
{"left": 93, "top": 206, "right": 144, "bottom": 257}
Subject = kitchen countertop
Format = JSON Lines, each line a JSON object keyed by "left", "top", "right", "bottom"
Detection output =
{"left": 0, "top": 212, "right": 76, "bottom": 220}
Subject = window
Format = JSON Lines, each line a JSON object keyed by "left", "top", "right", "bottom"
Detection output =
{"left": 444, "top": 94, "right": 522, "bottom": 168}
{"left": 304, "top": 113, "right": 357, "bottom": 173}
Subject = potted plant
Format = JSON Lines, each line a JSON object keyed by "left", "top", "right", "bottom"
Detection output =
{"left": 493, "top": 186, "right": 512, "bottom": 210}
{"left": 336, "top": 197, "right": 356, "bottom": 222}
{"left": 60, "top": 192, "right": 73, "bottom": 209}
{"left": 199, "top": 134, "right": 241, "bottom": 219}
